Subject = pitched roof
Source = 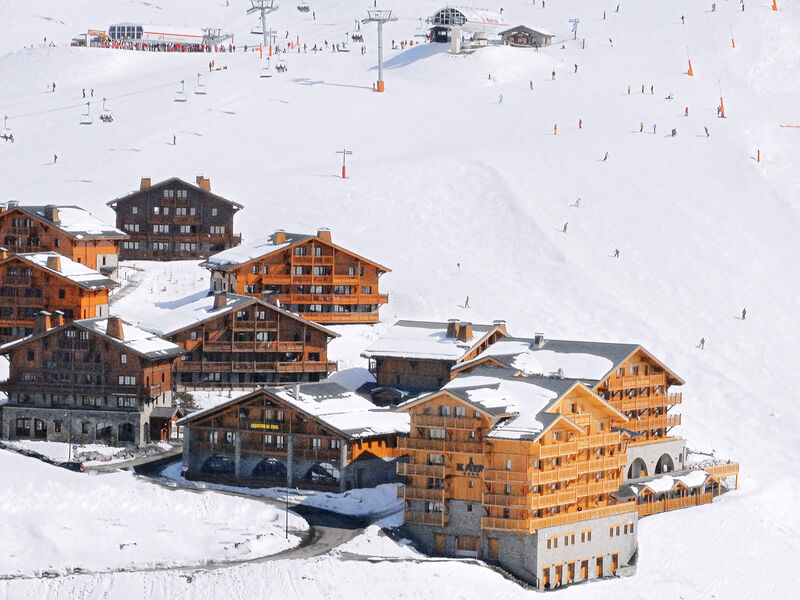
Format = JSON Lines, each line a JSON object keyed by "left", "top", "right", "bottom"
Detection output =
{"left": 137, "top": 292, "right": 339, "bottom": 338}
{"left": 1, "top": 204, "right": 127, "bottom": 240}
{"left": 177, "top": 382, "right": 409, "bottom": 440}
{"left": 106, "top": 177, "right": 243, "bottom": 210}
{"left": 150, "top": 406, "right": 185, "bottom": 419}
{"left": 4, "top": 252, "right": 118, "bottom": 290}
{"left": 499, "top": 25, "right": 554, "bottom": 37}
{"left": 201, "top": 230, "right": 391, "bottom": 273}
{"left": 362, "top": 319, "right": 506, "bottom": 361}
{"left": 0, "top": 316, "right": 183, "bottom": 360}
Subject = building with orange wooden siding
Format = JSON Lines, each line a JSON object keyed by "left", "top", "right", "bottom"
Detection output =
{"left": 0, "top": 201, "right": 127, "bottom": 277}
{"left": 106, "top": 176, "right": 242, "bottom": 260}
{"left": 178, "top": 382, "right": 409, "bottom": 490}
{"left": 139, "top": 292, "right": 339, "bottom": 389}
{"left": 0, "top": 314, "right": 183, "bottom": 445}
{"left": 201, "top": 228, "right": 390, "bottom": 324}
{"left": 360, "top": 319, "right": 509, "bottom": 404}
{"left": 0, "top": 251, "right": 118, "bottom": 343}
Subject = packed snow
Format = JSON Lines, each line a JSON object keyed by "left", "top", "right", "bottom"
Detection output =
{"left": 1, "top": 0, "right": 798, "bottom": 597}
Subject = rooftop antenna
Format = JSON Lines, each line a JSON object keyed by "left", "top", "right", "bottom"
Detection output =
{"left": 248, "top": 0, "right": 279, "bottom": 77}
{"left": 336, "top": 148, "right": 353, "bottom": 178}
{"left": 362, "top": 7, "right": 397, "bottom": 92}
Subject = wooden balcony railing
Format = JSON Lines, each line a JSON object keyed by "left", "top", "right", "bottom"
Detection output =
{"left": 530, "top": 490, "right": 578, "bottom": 510}
{"left": 605, "top": 373, "right": 667, "bottom": 391}
{"left": 483, "top": 469, "right": 529, "bottom": 484}
{"left": 291, "top": 255, "right": 334, "bottom": 266}
{"left": 298, "top": 312, "right": 380, "bottom": 324}
{"left": 276, "top": 361, "right": 337, "bottom": 373}
{"left": 397, "top": 437, "right": 483, "bottom": 454}
{"left": 539, "top": 441, "right": 579, "bottom": 459}
{"left": 577, "top": 454, "right": 628, "bottom": 475}
{"left": 397, "top": 462, "right": 446, "bottom": 478}
{"left": 530, "top": 465, "right": 578, "bottom": 486}
{"left": 202, "top": 340, "right": 233, "bottom": 351}
{"left": 619, "top": 392, "right": 683, "bottom": 412}
{"left": 404, "top": 510, "right": 448, "bottom": 527}
{"left": 529, "top": 503, "right": 636, "bottom": 533}
{"left": 637, "top": 491, "right": 713, "bottom": 517}
{"left": 576, "top": 432, "right": 620, "bottom": 450}
{"left": 482, "top": 493, "right": 529, "bottom": 508}
{"left": 574, "top": 478, "right": 623, "bottom": 497}
{"left": 413, "top": 414, "right": 483, "bottom": 430}
{"left": 627, "top": 413, "right": 681, "bottom": 432}
{"left": 397, "top": 486, "right": 446, "bottom": 502}
{"left": 481, "top": 517, "right": 528, "bottom": 532}
{"left": 705, "top": 462, "right": 739, "bottom": 480}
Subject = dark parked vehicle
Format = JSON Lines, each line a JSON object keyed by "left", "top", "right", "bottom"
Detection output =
{"left": 252, "top": 458, "right": 287, "bottom": 480}
{"left": 57, "top": 461, "right": 85, "bottom": 472}
{"left": 201, "top": 454, "right": 235, "bottom": 475}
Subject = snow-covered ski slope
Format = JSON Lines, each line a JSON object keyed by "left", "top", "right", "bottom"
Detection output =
{"left": 0, "top": 0, "right": 798, "bottom": 597}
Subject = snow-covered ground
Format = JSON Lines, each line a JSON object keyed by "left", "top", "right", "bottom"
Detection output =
{"left": 161, "top": 462, "right": 402, "bottom": 517}
{"left": 1, "top": 0, "right": 798, "bottom": 597}
{"left": 0, "top": 450, "right": 306, "bottom": 578}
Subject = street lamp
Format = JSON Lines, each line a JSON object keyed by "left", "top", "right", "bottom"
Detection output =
{"left": 363, "top": 8, "right": 397, "bottom": 92}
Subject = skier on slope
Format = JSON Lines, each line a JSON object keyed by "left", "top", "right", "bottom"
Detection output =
{"left": 640, "top": 122, "right": 644, "bottom": 133}
{"left": 563, "top": 222, "right": 568, "bottom": 233}
{"left": 603, "top": 151, "right": 608, "bottom": 161}
{"left": 552, "top": 70, "right": 556, "bottom": 80}
{"left": 704, "top": 126, "right": 710, "bottom": 137}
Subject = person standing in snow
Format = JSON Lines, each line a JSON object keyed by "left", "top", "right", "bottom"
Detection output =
{"left": 671, "top": 128, "right": 677, "bottom": 137}
{"left": 741, "top": 308, "right": 746, "bottom": 320}
{"left": 603, "top": 151, "right": 608, "bottom": 161}
{"left": 53, "top": 154, "right": 57, "bottom": 163}
{"left": 499, "top": 94, "right": 503, "bottom": 104}
{"left": 653, "top": 123, "right": 657, "bottom": 134}
{"left": 616, "top": 4, "right": 620, "bottom": 12}
{"left": 627, "top": 85, "right": 631, "bottom": 95}
{"left": 574, "top": 63, "right": 578, "bottom": 73}
{"left": 704, "top": 126, "right": 710, "bottom": 137}
{"left": 90, "top": 89, "right": 94, "bottom": 97}
{"left": 562, "top": 222, "right": 568, "bottom": 233}
{"left": 640, "top": 122, "right": 644, "bottom": 133}
{"left": 52, "top": 82, "right": 56, "bottom": 92}
{"left": 173, "top": 134, "right": 176, "bottom": 145}
{"left": 608, "top": 38, "right": 613, "bottom": 47}
{"left": 603, "top": 10, "right": 606, "bottom": 20}
{"left": 464, "top": 296, "right": 470, "bottom": 308}
{"left": 552, "top": 70, "right": 556, "bottom": 80}
{"left": 651, "top": 84, "right": 654, "bottom": 94}
{"left": 82, "top": 89, "right": 86, "bottom": 98}
{"left": 529, "top": 80, "right": 533, "bottom": 90}
{"left": 685, "top": 106, "right": 689, "bottom": 116}
{"left": 699, "top": 337, "right": 705, "bottom": 349}
{"left": 641, "top": 84, "right": 645, "bottom": 93}
{"left": 681, "top": 15, "right": 685, "bottom": 24}
{"left": 712, "top": 3, "right": 716, "bottom": 11}
{"left": 578, "top": 119, "right": 582, "bottom": 129}
{"left": 613, "top": 248, "right": 620, "bottom": 258}
{"left": 554, "top": 124, "right": 558, "bottom": 135}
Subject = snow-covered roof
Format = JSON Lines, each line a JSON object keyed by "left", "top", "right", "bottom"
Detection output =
{"left": 441, "top": 366, "right": 579, "bottom": 440}
{"left": 178, "top": 382, "right": 409, "bottom": 440}
{"left": 362, "top": 319, "right": 504, "bottom": 361}
{"left": 11, "top": 252, "right": 118, "bottom": 289}
{"left": 499, "top": 25, "right": 554, "bottom": 37}
{"left": 431, "top": 6, "right": 507, "bottom": 29}
{"left": 201, "top": 231, "right": 306, "bottom": 268}
{"left": 456, "top": 337, "right": 641, "bottom": 382}
{"left": 137, "top": 292, "right": 338, "bottom": 338}
{"left": 0, "top": 316, "right": 183, "bottom": 360}
{"left": 107, "top": 177, "right": 243, "bottom": 210}
{"left": 627, "top": 469, "right": 713, "bottom": 496}
{"left": 2, "top": 204, "right": 127, "bottom": 240}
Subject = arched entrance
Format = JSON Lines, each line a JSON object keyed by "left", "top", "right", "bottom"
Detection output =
{"left": 628, "top": 458, "right": 648, "bottom": 479}
{"left": 654, "top": 453, "right": 674, "bottom": 474}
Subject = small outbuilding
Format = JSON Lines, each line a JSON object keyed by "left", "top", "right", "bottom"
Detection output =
{"left": 499, "top": 25, "right": 553, "bottom": 48}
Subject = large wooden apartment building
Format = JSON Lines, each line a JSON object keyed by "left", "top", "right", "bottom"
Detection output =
{"left": 139, "top": 292, "right": 338, "bottom": 389}
{"left": 0, "top": 314, "right": 183, "bottom": 445}
{"left": 360, "top": 319, "right": 509, "bottom": 403}
{"left": 201, "top": 229, "right": 390, "bottom": 324}
{"left": 0, "top": 201, "right": 127, "bottom": 276}
{"left": 0, "top": 251, "right": 118, "bottom": 343}
{"left": 178, "top": 382, "right": 409, "bottom": 490}
{"left": 106, "top": 176, "right": 242, "bottom": 261}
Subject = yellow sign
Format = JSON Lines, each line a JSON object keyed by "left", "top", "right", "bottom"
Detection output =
{"left": 250, "top": 423, "right": 280, "bottom": 430}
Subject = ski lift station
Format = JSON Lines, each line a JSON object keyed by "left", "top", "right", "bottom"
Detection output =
{"left": 427, "top": 6, "right": 507, "bottom": 52}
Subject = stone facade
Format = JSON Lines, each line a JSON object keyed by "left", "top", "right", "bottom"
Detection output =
{"left": 624, "top": 438, "right": 686, "bottom": 480}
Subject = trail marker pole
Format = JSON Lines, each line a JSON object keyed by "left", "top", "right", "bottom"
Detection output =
{"left": 336, "top": 148, "right": 353, "bottom": 178}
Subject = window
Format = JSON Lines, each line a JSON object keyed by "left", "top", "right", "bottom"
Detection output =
{"left": 153, "top": 206, "right": 160, "bottom": 214}
{"left": 54, "top": 420, "right": 62, "bottom": 433}
{"left": 313, "top": 246, "right": 322, "bottom": 256}
{"left": 564, "top": 535, "right": 569, "bottom": 546}
{"left": 211, "top": 208, "right": 218, "bottom": 217}
{"left": 361, "top": 285, "right": 372, "bottom": 294}
{"left": 124, "top": 223, "right": 140, "bottom": 232}
{"left": 348, "top": 266, "right": 355, "bottom": 276}
{"left": 178, "top": 189, "right": 188, "bottom": 199}
{"left": 329, "top": 439, "right": 341, "bottom": 449}
{"left": 311, "top": 438, "right": 322, "bottom": 449}
{"left": 617, "top": 367, "right": 624, "bottom": 376}
{"left": 429, "top": 453, "right": 444, "bottom": 464}
{"left": 132, "top": 206, "right": 138, "bottom": 215}
{"left": 292, "top": 266, "right": 304, "bottom": 275}
{"left": 455, "top": 406, "right": 466, "bottom": 418}
{"left": 190, "top": 330, "right": 198, "bottom": 341}
{"left": 467, "top": 503, "right": 473, "bottom": 512}
{"left": 210, "top": 226, "right": 226, "bottom": 234}
{"left": 58, "top": 289, "right": 65, "bottom": 299}
{"left": 81, "top": 422, "right": 90, "bottom": 434}
{"left": 276, "top": 436, "right": 285, "bottom": 449}
{"left": 27, "top": 350, "right": 34, "bottom": 361}
{"left": 429, "top": 428, "right": 446, "bottom": 439}
{"left": 176, "top": 207, "right": 187, "bottom": 216}
{"left": 506, "top": 459, "right": 512, "bottom": 470}
{"left": 54, "top": 238, "right": 60, "bottom": 248}
{"left": 295, "top": 246, "right": 307, "bottom": 256}
{"left": 587, "top": 530, "right": 592, "bottom": 541}
{"left": 629, "top": 523, "right": 634, "bottom": 534}
{"left": 616, "top": 526, "right": 621, "bottom": 536}
{"left": 505, "top": 484, "right": 511, "bottom": 495}
{"left": 118, "top": 375, "right": 136, "bottom": 386}
{"left": 152, "top": 224, "right": 169, "bottom": 234}
{"left": 120, "top": 353, "right": 127, "bottom": 364}
{"left": 252, "top": 265, "right": 260, "bottom": 274}
{"left": 438, "top": 405, "right": 450, "bottom": 417}
{"left": 179, "top": 225, "right": 191, "bottom": 234}
{"left": 312, "top": 266, "right": 328, "bottom": 276}
{"left": 261, "top": 265, "right": 268, "bottom": 274}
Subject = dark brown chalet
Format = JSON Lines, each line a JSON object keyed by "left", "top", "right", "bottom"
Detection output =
{"left": 140, "top": 292, "right": 339, "bottom": 389}
{"left": 0, "top": 202, "right": 127, "bottom": 276}
{"left": 0, "top": 314, "right": 183, "bottom": 445}
{"left": 200, "top": 228, "right": 390, "bottom": 324}
{"left": 106, "top": 176, "right": 243, "bottom": 261}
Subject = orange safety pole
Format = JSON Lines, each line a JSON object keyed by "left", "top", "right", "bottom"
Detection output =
{"left": 582, "top": 38, "right": 585, "bottom": 49}
{"left": 719, "top": 96, "right": 725, "bottom": 118}
{"left": 259, "top": 44, "right": 262, "bottom": 59}
{"left": 757, "top": 149, "right": 760, "bottom": 162}
{"left": 731, "top": 37, "right": 735, "bottom": 48}
{"left": 687, "top": 60, "right": 693, "bottom": 76}
{"left": 772, "top": 0, "right": 777, "bottom": 11}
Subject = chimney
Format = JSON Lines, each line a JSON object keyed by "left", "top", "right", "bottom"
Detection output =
{"left": 213, "top": 292, "right": 227, "bottom": 310}
{"left": 8, "top": 200, "right": 19, "bottom": 208}
{"left": 46, "top": 255, "right": 62, "bottom": 272}
{"left": 140, "top": 177, "right": 151, "bottom": 190}
{"left": 274, "top": 229, "right": 287, "bottom": 244}
{"left": 446, "top": 318, "right": 460, "bottom": 339}
{"left": 533, "top": 333, "right": 545, "bottom": 347}
{"left": 33, "top": 311, "right": 52, "bottom": 334}
{"left": 457, "top": 321, "right": 473, "bottom": 343}
{"left": 316, "top": 227, "right": 332, "bottom": 242}
{"left": 106, "top": 316, "right": 124, "bottom": 340}
{"left": 45, "top": 205, "right": 60, "bottom": 224}
{"left": 52, "top": 310, "right": 65, "bottom": 327}
{"left": 196, "top": 175, "right": 211, "bottom": 191}
{"left": 293, "top": 383, "right": 300, "bottom": 400}
{"left": 492, "top": 319, "right": 507, "bottom": 333}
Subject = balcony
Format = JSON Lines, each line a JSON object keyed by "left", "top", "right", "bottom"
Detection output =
{"left": 627, "top": 413, "right": 681, "bottom": 432}
{"left": 404, "top": 510, "right": 448, "bottom": 527}
{"left": 577, "top": 454, "right": 628, "bottom": 475}
{"left": 606, "top": 373, "right": 667, "bottom": 391}
{"left": 263, "top": 274, "right": 291, "bottom": 285}
{"left": 619, "top": 392, "right": 683, "bottom": 412}
{"left": 528, "top": 502, "right": 636, "bottom": 533}
{"left": 202, "top": 340, "right": 233, "bottom": 351}
{"left": 637, "top": 492, "right": 713, "bottom": 517}
{"left": 397, "top": 486, "right": 446, "bottom": 502}
{"left": 483, "top": 469, "right": 529, "bottom": 484}
{"left": 705, "top": 462, "right": 739, "bottom": 480}
{"left": 481, "top": 517, "right": 528, "bottom": 532}
{"left": 530, "top": 490, "right": 578, "bottom": 510}
{"left": 331, "top": 276, "right": 360, "bottom": 285}
{"left": 482, "top": 493, "right": 528, "bottom": 508}
{"left": 539, "top": 441, "right": 579, "bottom": 459}
{"left": 530, "top": 465, "right": 578, "bottom": 486}
{"left": 414, "top": 414, "right": 483, "bottom": 430}
{"left": 291, "top": 255, "right": 334, "bottom": 266}
{"left": 298, "top": 311, "right": 380, "bottom": 324}
{"left": 397, "top": 463, "right": 446, "bottom": 478}
{"left": 276, "top": 361, "right": 337, "bottom": 373}
{"left": 398, "top": 438, "right": 446, "bottom": 452}
{"left": 274, "top": 341, "right": 304, "bottom": 352}
{"left": 576, "top": 432, "right": 620, "bottom": 450}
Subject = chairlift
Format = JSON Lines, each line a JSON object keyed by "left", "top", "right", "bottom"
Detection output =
{"left": 194, "top": 72, "right": 207, "bottom": 95}
{"left": 297, "top": 1, "right": 311, "bottom": 12}
{"left": 260, "top": 57, "right": 273, "bottom": 78}
{"left": 174, "top": 80, "right": 187, "bottom": 102}
{"left": 79, "top": 102, "right": 93, "bottom": 125}
{"left": 100, "top": 97, "right": 113, "bottom": 123}
{"left": 339, "top": 40, "right": 350, "bottom": 52}
{"left": 276, "top": 55, "right": 287, "bottom": 73}
{"left": 1, "top": 115, "right": 12, "bottom": 136}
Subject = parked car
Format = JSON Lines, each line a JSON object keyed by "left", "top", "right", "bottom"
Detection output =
{"left": 200, "top": 454, "right": 235, "bottom": 476}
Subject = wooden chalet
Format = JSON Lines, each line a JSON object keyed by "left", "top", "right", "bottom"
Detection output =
{"left": 614, "top": 469, "right": 724, "bottom": 518}
{"left": 106, "top": 176, "right": 243, "bottom": 261}
{"left": 178, "top": 382, "right": 409, "bottom": 490}
{"left": 0, "top": 202, "right": 127, "bottom": 276}
{"left": 139, "top": 292, "right": 339, "bottom": 389}
{"left": 498, "top": 25, "right": 553, "bottom": 48}
{"left": 396, "top": 365, "right": 640, "bottom": 588}
{"left": 360, "top": 319, "right": 509, "bottom": 403}
{"left": 0, "top": 251, "right": 118, "bottom": 343}
{"left": 201, "top": 228, "right": 390, "bottom": 324}
{"left": 0, "top": 314, "right": 183, "bottom": 445}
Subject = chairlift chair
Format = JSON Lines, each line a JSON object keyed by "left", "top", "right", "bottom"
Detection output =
{"left": 194, "top": 73, "right": 207, "bottom": 95}
{"left": 297, "top": 1, "right": 310, "bottom": 12}
{"left": 260, "top": 57, "right": 273, "bottom": 78}
{"left": 99, "top": 98, "right": 113, "bottom": 123}
{"left": 174, "top": 80, "right": 188, "bottom": 102}
{"left": 339, "top": 40, "right": 350, "bottom": 52}
{"left": 1, "top": 115, "right": 12, "bottom": 137}
{"left": 79, "top": 102, "right": 93, "bottom": 125}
